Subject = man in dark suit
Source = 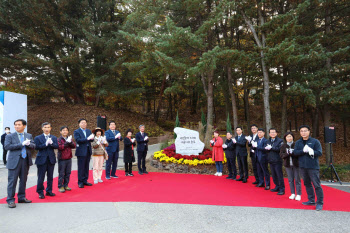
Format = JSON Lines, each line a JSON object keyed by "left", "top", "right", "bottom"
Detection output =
{"left": 233, "top": 126, "right": 248, "bottom": 183}
{"left": 266, "top": 128, "right": 285, "bottom": 195}
{"left": 1, "top": 126, "right": 11, "bottom": 165}
{"left": 74, "top": 118, "right": 94, "bottom": 188}
{"left": 247, "top": 124, "right": 259, "bottom": 184}
{"left": 105, "top": 121, "right": 123, "bottom": 179}
{"left": 5, "top": 119, "right": 35, "bottom": 208}
{"left": 136, "top": 125, "right": 149, "bottom": 175}
{"left": 34, "top": 122, "right": 59, "bottom": 199}
{"left": 252, "top": 128, "right": 270, "bottom": 190}
{"left": 223, "top": 132, "right": 236, "bottom": 180}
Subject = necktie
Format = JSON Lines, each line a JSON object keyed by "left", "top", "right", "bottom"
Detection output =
{"left": 142, "top": 133, "right": 144, "bottom": 137}
{"left": 238, "top": 135, "right": 240, "bottom": 140}
{"left": 20, "top": 133, "right": 27, "bottom": 158}
{"left": 113, "top": 130, "right": 116, "bottom": 135}
{"left": 45, "top": 135, "right": 48, "bottom": 140}
{"left": 83, "top": 129, "right": 86, "bottom": 138}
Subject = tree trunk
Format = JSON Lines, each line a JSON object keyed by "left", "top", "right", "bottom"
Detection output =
{"left": 324, "top": 1, "right": 332, "bottom": 164}
{"left": 343, "top": 116, "right": 348, "bottom": 147}
{"left": 174, "top": 94, "right": 177, "bottom": 113}
{"left": 281, "top": 68, "right": 288, "bottom": 135}
{"left": 169, "top": 94, "right": 173, "bottom": 120}
{"left": 302, "top": 99, "right": 306, "bottom": 125}
{"left": 154, "top": 74, "right": 168, "bottom": 122}
{"left": 147, "top": 99, "right": 151, "bottom": 113}
{"left": 206, "top": 71, "right": 214, "bottom": 126}
{"left": 323, "top": 104, "right": 331, "bottom": 164}
{"left": 293, "top": 99, "right": 298, "bottom": 131}
{"left": 263, "top": 109, "right": 266, "bottom": 131}
{"left": 261, "top": 52, "right": 272, "bottom": 131}
{"left": 153, "top": 99, "right": 156, "bottom": 116}
{"left": 312, "top": 107, "right": 320, "bottom": 137}
{"left": 227, "top": 67, "right": 238, "bottom": 129}
{"left": 142, "top": 99, "right": 146, "bottom": 113}
{"left": 241, "top": 7, "right": 271, "bottom": 131}
{"left": 95, "top": 94, "right": 100, "bottom": 107}
{"left": 191, "top": 88, "right": 197, "bottom": 115}
{"left": 244, "top": 86, "right": 250, "bottom": 128}
{"left": 75, "top": 89, "right": 85, "bottom": 104}
{"left": 281, "top": 92, "right": 287, "bottom": 134}
{"left": 63, "top": 92, "right": 72, "bottom": 104}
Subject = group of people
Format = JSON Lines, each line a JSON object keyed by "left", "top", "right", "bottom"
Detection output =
{"left": 3, "top": 118, "right": 150, "bottom": 208}
{"left": 210, "top": 124, "right": 324, "bottom": 211}
{"left": 2, "top": 118, "right": 324, "bottom": 211}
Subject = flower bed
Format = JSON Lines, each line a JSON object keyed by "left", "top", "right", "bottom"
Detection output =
{"left": 153, "top": 144, "right": 227, "bottom": 166}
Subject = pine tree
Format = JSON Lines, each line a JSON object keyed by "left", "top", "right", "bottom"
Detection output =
{"left": 0, "top": 0, "right": 131, "bottom": 104}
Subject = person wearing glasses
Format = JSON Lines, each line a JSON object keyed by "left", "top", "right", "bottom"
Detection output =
{"left": 294, "top": 125, "right": 323, "bottom": 211}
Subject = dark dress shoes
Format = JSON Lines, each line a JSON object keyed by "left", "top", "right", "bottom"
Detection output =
{"left": 138, "top": 171, "right": 143, "bottom": 175}
{"left": 257, "top": 184, "right": 265, "bottom": 187}
{"left": 316, "top": 204, "right": 323, "bottom": 211}
{"left": 265, "top": 186, "right": 270, "bottom": 190}
{"left": 236, "top": 177, "right": 243, "bottom": 181}
{"left": 39, "top": 194, "right": 45, "bottom": 199}
{"left": 252, "top": 181, "right": 259, "bottom": 185}
{"left": 242, "top": 179, "right": 247, "bottom": 183}
{"left": 83, "top": 182, "right": 93, "bottom": 186}
{"left": 78, "top": 184, "right": 84, "bottom": 188}
{"left": 226, "top": 176, "right": 233, "bottom": 180}
{"left": 46, "top": 192, "right": 56, "bottom": 196}
{"left": 18, "top": 198, "right": 32, "bottom": 203}
{"left": 143, "top": 171, "right": 149, "bottom": 174}
{"left": 8, "top": 202, "right": 16, "bottom": 208}
{"left": 302, "top": 201, "right": 316, "bottom": 206}
{"left": 270, "top": 188, "right": 279, "bottom": 192}
{"left": 277, "top": 191, "right": 285, "bottom": 195}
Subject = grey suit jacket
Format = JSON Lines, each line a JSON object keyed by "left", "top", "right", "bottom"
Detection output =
{"left": 5, "top": 132, "right": 35, "bottom": 169}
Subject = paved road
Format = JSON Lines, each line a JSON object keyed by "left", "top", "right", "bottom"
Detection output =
{"left": 0, "top": 202, "right": 349, "bottom": 233}
{"left": 1, "top": 143, "right": 349, "bottom": 233}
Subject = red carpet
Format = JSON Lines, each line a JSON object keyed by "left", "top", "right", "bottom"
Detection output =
{"left": 1, "top": 170, "right": 349, "bottom": 212}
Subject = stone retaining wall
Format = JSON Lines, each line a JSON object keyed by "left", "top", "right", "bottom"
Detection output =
{"left": 150, "top": 158, "right": 228, "bottom": 175}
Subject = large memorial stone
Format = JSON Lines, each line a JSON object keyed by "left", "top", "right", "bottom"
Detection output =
{"left": 174, "top": 127, "right": 205, "bottom": 155}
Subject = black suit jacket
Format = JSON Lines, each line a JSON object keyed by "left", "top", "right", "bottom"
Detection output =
{"left": 74, "top": 128, "right": 93, "bottom": 156}
{"left": 235, "top": 134, "right": 248, "bottom": 156}
{"left": 223, "top": 139, "right": 236, "bottom": 158}
{"left": 136, "top": 132, "right": 148, "bottom": 152}
{"left": 1, "top": 133, "right": 7, "bottom": 149}
{"left": 34, "top": 134, "right": 59, "bottom": 165}
{"left": 266, "top": 137, "right": 283, "bottom": 164}
{"left": 255, "top": 137, "right": 268, "bottom": 162}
